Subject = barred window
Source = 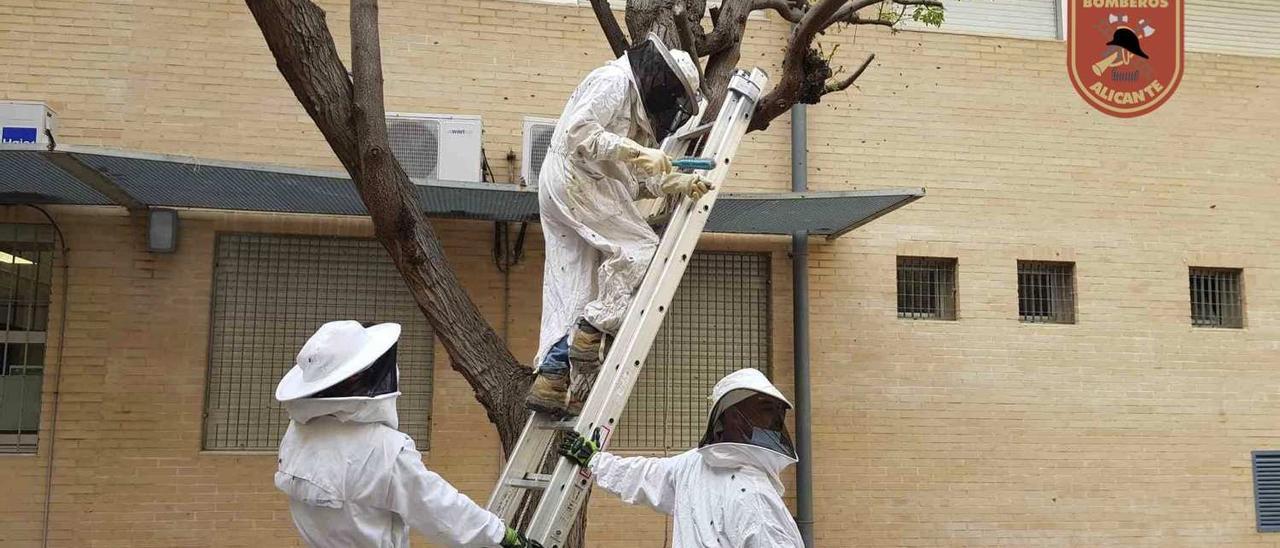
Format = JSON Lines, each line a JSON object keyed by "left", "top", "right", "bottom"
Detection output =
{"left": 897, "top": 256, "right": 957, "bottom": 320}
{"left": 1190, "top": 267, "right": 1244, "bottom": 328}
{"left": 1017, "top": 261, "right": 1075, "bottom": 324}
{"left": 203, "top": 234, "right": 433, "bottom": 451}
{"left": 613, "top": 252, "right": 771, "bottom": 452}
{"left": 0, "top": 224, "right": 55, "bottom": 454}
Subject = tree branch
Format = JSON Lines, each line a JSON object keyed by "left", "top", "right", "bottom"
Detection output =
{"left": 672, "top": 2, "right": 707, "bottom": 95}
{"left": 247, "top": 0, "right": 531, "bottom": 453}
{"left": 824, "top": 52, "right": 875, "bottom": 93}
{"left": 701, "top": 0, "right": 754, "bottom": 116}
{"left": 823, "top": 0, "right": 886, "bottom": 29}
{"left": 751, "top": 0, "right": 804, "bottom": 22}
{"left": 826, "top": 0, "right": 944, "bottom": 29}
{"left": 589, "top": 0, "right": 629, "bottom": 57}
{"left": 748, "top": 0, "right": 847, "bottom": 131}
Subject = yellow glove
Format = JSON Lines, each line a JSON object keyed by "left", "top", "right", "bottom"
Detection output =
{"left": 617, "top": 139, "right": 672, "bottom": 178}
{"left": 660, "top": 172, "right": 712, "bottom": 201}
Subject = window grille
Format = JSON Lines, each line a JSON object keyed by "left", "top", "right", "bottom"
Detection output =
{"left": 897, "top": 256, "right": 957, "bottom": 320}
{"left": 203, "top": 233, "right": 433, "bottom": 451}
{"left": 0, "top": 223, "right": 55, "bottom": 454}
{"left": 612, "top": 252, "right": 771, "bottom": 452}
{"left": 1189, "top": 267, "right": 1243, "bottom": 328}
{"left": 1017, "top": 261, "right": 1075, "bottom": 324}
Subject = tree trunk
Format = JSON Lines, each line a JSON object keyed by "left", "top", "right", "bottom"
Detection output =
{"left": 246, "top": 0, "right": 531, "bottom": 454}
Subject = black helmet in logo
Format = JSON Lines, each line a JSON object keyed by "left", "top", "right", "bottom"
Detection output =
{"left": 1106, "top": 28, "right": 1149, "bottom": 59}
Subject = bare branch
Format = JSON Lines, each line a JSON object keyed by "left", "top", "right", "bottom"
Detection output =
{"left": 821, "top": 0, "right": 944, "bottom": 30}
{"left": 672, "top": 2, "right": 707, "bottom": 95}
{"left": 824, "top": 0, "right": 888, "bottom": 29}
{"left": 350, "top": 0, "right": 390, "bottom": 161}
{"left": 701, "top": 0, "right": 755, "bottom": 116}
{"left": 700, "top": 0, "right": 753, "bottom": 56}
{"left": 589, "top": 0, "right": 629, "bottom": 57}
{"left": 824, "top": 53, "right": 875, "bottom": 93}
{"left": 245, "top": 0, "right": 358, "bottom": 171}
{"left": 751, "top": 0, "right": 803, "bottom": 22}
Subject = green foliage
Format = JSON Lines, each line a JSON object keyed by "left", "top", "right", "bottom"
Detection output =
{"left": 912, "top": 5, "right": 946, "bottom": 27}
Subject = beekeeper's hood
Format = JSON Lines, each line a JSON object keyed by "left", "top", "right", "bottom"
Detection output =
{"left": 275, "top": 320, "right": 403, "bottom": 429}
{"left": 626, "top": 33, "right": 701, "bottom": 143}
{"left": 697, "top": 368, "right": 798, "bottom": 495}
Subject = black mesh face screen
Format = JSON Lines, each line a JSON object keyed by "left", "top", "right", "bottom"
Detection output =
{"left": 628, "top": 40, "right": 695, "bottom": 142}
{"left": 698, "top": 391, "right": 797, "bottom": 459}
{"left": 313, "top": 344, "right": 399, "bottom": 399}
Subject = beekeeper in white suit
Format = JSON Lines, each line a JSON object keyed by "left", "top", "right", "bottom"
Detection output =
{"left": 558, "top": 368, "right": 805, "bottom": 547}
{"left": 527, "top": 34, "right": 712, "bottom": 417}
{"left": 274, "top": 320, "right": 541, "bottom": 548}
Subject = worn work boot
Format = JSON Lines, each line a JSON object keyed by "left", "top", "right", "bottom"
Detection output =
{"left": 568, "top": 319, "right": 605, "bottom": 367}
{"left": 525, "top": 370, "right": 571, "bottom": 417}
{"left": 568, "top": 320, "right": 610, "bottom": 416}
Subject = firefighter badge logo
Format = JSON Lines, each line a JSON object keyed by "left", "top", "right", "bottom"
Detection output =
{"left": 1068, "top": 0, "right": 1184, "bottom": 117}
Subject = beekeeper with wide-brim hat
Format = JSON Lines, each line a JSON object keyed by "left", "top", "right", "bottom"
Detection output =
{"left": 274, "top": 320, "right": 541, "bottom": 548}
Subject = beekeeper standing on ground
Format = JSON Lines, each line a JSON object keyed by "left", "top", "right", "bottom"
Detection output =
{"left": 558, "top": 368, "right": 805, "bottom": 547}
{"left": 526, "top": 34, "right": 713, "bottom": 417}
{"left": 274, "top": 320, "right": 541, "bottom": 548}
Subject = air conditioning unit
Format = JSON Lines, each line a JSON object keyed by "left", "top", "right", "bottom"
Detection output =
{"left": 0, "top": 101, "right": 56, "bottom": 150}
{"left": 385, "top": 113, "right": 482, "bottom": 183}
{"left": 521, "top": 117, "right": 557, "bottom": 189}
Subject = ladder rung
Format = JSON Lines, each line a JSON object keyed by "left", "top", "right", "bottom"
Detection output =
{"left": 505, "top": 476, "right": 552, "bottom": 491}
{"left": 672, "top": 123, "right": 713, "bottom": 142}
{"left": 541, "top": 418, "right": 578, "bottom": 431}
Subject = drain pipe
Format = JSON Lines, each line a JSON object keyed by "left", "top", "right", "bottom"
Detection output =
{"left": 790, "top": 104, "right": 814, "bottom": 546}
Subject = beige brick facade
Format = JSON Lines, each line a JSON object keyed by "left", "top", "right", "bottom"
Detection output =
{"left": 1, "top": 0, "right": 1278, "bottom": 546}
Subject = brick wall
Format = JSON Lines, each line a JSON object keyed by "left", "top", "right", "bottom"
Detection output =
{"left": 2, "top": 0, "right": 1278, "bottom": 546}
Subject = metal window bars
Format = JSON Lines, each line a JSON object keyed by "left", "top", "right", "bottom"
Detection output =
{"left": 611, "top": 251, "right": 771, "bottom": 452}
{"left": 203, "top": 233, "right": 434, "bottom": 451}
{"left": 1017, "top": 261, "right": 1075, "bottom": 324}
{"left": 1190, "top": 267, "right": 1243, "bottom": 328}
{"left": 897, "top": 256, "right": 957, "bottom": 320}
{"left": 0, "top": 223, "right": 55, "bottom": 454}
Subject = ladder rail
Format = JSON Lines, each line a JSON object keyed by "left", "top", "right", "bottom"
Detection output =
{"left": 524, "top": 68, "right": 767, "bottom": 546}
{"left": 483, "top": 93, "right": 711, "bottom": 526}
{"left": 488, "top": 68, "right": 768, "bottom": 548}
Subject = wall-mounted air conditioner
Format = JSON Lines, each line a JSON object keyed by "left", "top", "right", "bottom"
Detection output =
{"left": 0, "top": 101, "right": 57, "bottom": 150}
{"left": 521, "top": 117, "right": 557, "bottom": 189}
{"left": 386, "top": 113, "right": 482, "bottom": 183}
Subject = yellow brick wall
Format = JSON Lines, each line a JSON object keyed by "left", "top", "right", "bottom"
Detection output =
{"left": 1, "top": 0, "right": 1278, "bottom": 546}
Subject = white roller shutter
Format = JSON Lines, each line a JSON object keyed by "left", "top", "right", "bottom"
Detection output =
{"left": 1187, "top": 0, "right": 1280, "bottom": 58}
{"left": 894, "top": 0, "right": 1061, "bottom": 40}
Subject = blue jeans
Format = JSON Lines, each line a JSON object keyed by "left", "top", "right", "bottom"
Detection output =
{"left": 538, "top": 335, "right": 570, "bottom": 376}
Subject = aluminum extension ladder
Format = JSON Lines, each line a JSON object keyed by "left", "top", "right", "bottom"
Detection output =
{"left": 487, "top": 67, "right": 769, "bottom": 548}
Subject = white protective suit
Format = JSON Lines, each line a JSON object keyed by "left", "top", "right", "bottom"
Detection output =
{"left": 275, "top": 393, "right": 506, "bottom": 548}
{"left": 584, "top": 369, "right": 805, "bottom": 547}
{"left": 536, "top": 52, "right": 695, "bottom": 364}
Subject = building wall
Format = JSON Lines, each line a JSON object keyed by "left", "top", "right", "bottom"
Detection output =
{"left": 2, "top": 0, "right": 1279, "bottom": 546}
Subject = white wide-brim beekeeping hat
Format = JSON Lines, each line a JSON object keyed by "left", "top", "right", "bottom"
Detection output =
{"left": 275, "top": 320, "right": 401, "bottom": 402}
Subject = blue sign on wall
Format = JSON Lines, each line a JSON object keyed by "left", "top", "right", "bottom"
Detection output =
{"left": 2, "top": 127, "right": 38, "bottom": 143}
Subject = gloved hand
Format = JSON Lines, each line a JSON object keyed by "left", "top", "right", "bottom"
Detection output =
{"left": 617, "top": 139, "right": 672, "bottom": 178}
{"left": 501, "top": 527, "right": 544, "bottom": 548}
{"left": 660, "top": 172, "right": 713, "bottom": 201}
{"left": 558, "top": 430, "right": 600, "bottom": 468}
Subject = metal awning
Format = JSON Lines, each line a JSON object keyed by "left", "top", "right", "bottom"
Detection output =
{"left": 0, "top": 147, "right": 923, "bottom": 239}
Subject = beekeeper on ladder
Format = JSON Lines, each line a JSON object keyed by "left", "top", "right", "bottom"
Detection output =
{"left": 558, "top": 368, "right": 805, "bottom": 547}
{"left": 274, "top": 320, "right": 541, "bottom": 548}
{"left": 526, "top": 34, "right": 712, "bottom": 417}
